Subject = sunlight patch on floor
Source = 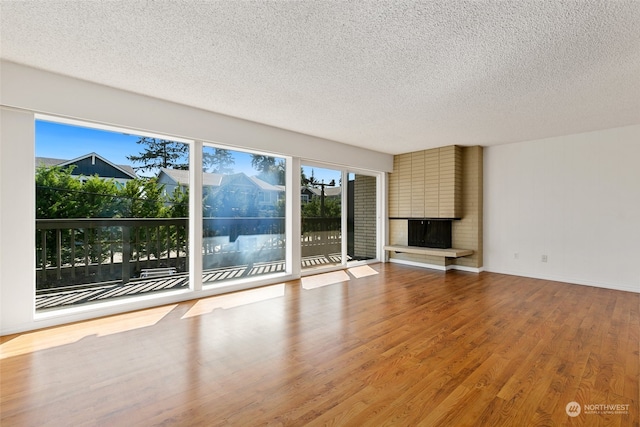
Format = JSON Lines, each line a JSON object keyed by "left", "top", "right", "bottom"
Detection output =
{"left": 301, "top": 270, "right": 350, "bottom": 290}
{"left": 181, "top": 283, "right": 286, "bottom": 319}
{"left": 0, "top": 304, "right": 178, "bottom": 359}
{"left": 348, "top": 265, "right": 379, "bottom": 279}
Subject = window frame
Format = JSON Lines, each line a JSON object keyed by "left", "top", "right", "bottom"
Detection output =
{"left": 32, "top": 115, "right": 296, "bottom": 318}
{"left": 28, "top": 114, "right": 384, "bottom": 325}
{"left": 300, "top": 160, "right": 383, "bottom": 276}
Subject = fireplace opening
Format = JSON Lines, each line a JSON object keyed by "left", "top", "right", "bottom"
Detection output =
{"left": 408, "top": 219, "right": 452, "bottom": 249}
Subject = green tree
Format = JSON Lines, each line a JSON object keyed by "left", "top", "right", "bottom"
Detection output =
{"left": 36, "top": 170, "right": 166, "bottom": 219}
{"left": 274, "top": 198, "right": 286, "bottom": 218}
{"left": 127, "top": 137, "right": 189, "bottom": 173}
{"left": 36, "top": 165, "right": 122, "bottom": 219}
{"left": 165, "top": 186, "right": 189, "bottom": 218}
{"left": 251, "top": 154, "right": 285, "bottom": 185}
{"left": 301, "top": 196, "right": 341, "bottom": 218}
{"left": 36, "top": 166, "right": 123, "bottom": 269}
{"left": 35, "top": 165, "right": 82, "bottom": 219}
{"left": 302, "top": 168, "right": 317, "bottom": 187}
{"left": 77, "top": 175, "right": 120, "bottom": 218}
{"left": 202, "top": 186, "right": 221, "bottom": 218}
{"left": 204, "top": 148, "right": 235, "bottom": 174}
{"left": 206, "top": 186, "right": 259, "bottom": 218}
{"left": 116, "top": 177, "right": 165, "bottom": 218}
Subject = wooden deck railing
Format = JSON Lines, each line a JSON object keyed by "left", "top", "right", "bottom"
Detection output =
{"left": 36, "top": 218, "right": 189, "bottom": 289}
{"left": 36, "top": 216, "right": 341, "bottom": 291}
{"left": 301, "top": 217, "right": 342, "bottom": 257}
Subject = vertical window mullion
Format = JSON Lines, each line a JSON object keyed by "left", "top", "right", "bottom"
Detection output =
{"left": 341, "top": 170, "right": 348, "bottom": 266}
{"left": 189, "top": 140, "right": 203, "bottom": 291}
{"left": 378, "top": 172, "right": 386, "bottom": 263}
{"left": 288, "top": 157, "right": 301, "bottom": 277}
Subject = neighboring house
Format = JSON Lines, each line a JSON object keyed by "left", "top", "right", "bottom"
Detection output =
{"left": 247, "top": 175, "right": 286, "bottom": 208}
{"left": 35, "top": 152, "right": 137, "bottom": 185}
{"left": 301, "top": 185, "right": 341, "bottom": 203}
{"left": 157, "top": 168, "right": 223, "bottom": 196}
{"left": 158, "top": 168, "right": 284, "bottom": 215}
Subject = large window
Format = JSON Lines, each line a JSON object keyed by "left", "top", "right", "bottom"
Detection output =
{"left": 34, "top": 117, "right": 379, "bottom": 314}
{"left": 35, "top": 119, "right": 191, "bottom": 311}
{"left": 201, "top": 147, "right": 286, "bottom": 286}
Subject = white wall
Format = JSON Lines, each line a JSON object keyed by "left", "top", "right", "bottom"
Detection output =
{"left": 1, "top": 108, "right": 37, "bottom": 334}
{"left": 0, "top": 61, "right": 392, "bottom": 334}
{"left": 1, "top": 61, "right": 392, "bottom": 173}
{"left": 484, "top": 125, "right": 640, "bottom": 293}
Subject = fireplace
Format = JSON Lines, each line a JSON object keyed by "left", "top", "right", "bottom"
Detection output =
{"left": 408, "top": 219, "right": 452, "bottom": 249}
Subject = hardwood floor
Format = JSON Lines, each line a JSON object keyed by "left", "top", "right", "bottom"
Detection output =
{"left": 1, "top": 263, "right": 638, "bottom": 426}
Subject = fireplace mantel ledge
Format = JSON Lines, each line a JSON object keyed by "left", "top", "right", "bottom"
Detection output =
{"left": 384, "top": 245, "right": 473, "bottom": 258}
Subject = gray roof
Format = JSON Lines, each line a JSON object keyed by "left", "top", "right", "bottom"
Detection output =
{"left": 306, "top": 185, "right": 342, "bottom": 197}
{"left": 35, "top": 157, "right": 67, "bottom": 167}
{"left": 159, "top": 168, "right": 224, "bottom": 187}
{"left": 35, "top": 154, "right": 137, "bottom": 178}
{"left": 248, "top": 175, "right": 284, "bottom": 192}
{"left": 159, "top": 168, "right": 283, "bottom": 192}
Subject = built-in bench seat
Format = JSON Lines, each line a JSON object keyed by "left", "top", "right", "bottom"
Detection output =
{"left": 384, "top": 245, "right": 473, "bottom": 258}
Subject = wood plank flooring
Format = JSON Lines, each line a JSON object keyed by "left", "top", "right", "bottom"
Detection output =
{"left": 1, "top": 263, "right": 638, "bottom": 426}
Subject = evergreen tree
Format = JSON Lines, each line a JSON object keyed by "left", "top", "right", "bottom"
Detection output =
{"left": 127, "top": 137, "right": 189, "bottom": 173}
{"left": 203, "top": 148, "right": 235, "bottom": 174}
{"left": 302, "top": 169, "right": 317, "bottom": 187}
{"left": 251, "top": 154, "right": 285, "bottom": 185}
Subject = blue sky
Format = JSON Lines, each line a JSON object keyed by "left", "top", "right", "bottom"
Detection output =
{"left": 36, "top": 120, "right": 141, "bottom": 166}
{"left": 35, "top": 119, "right": 339, "bottom": 183}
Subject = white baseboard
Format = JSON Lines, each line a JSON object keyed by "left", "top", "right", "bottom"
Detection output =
{"left": 389, "top": 260, "right": 637, "bottom": 293}
{"left": 483, "top": 267, "right": 639, "bottom": 294}
{"left": 453, "top": 264, "right": 484, "bottom": 273}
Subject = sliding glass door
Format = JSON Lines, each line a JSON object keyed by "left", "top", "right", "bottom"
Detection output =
{"left": 300, "top": 165, "right": 343, "bottom": 271}
{"left": 300, "top": 165, "right": 380, "bottom": 273}
{"left": 347, "top": 173, "right": 378, "bottom": 263}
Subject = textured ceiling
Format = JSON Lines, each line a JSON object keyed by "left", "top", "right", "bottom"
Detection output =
{"left": 1, "top": 1, "right": 639, "bottom": 154}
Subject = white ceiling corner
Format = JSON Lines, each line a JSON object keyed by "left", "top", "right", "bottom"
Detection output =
{"left": 1, "top": 0, "right": 639, "bottom": 154}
